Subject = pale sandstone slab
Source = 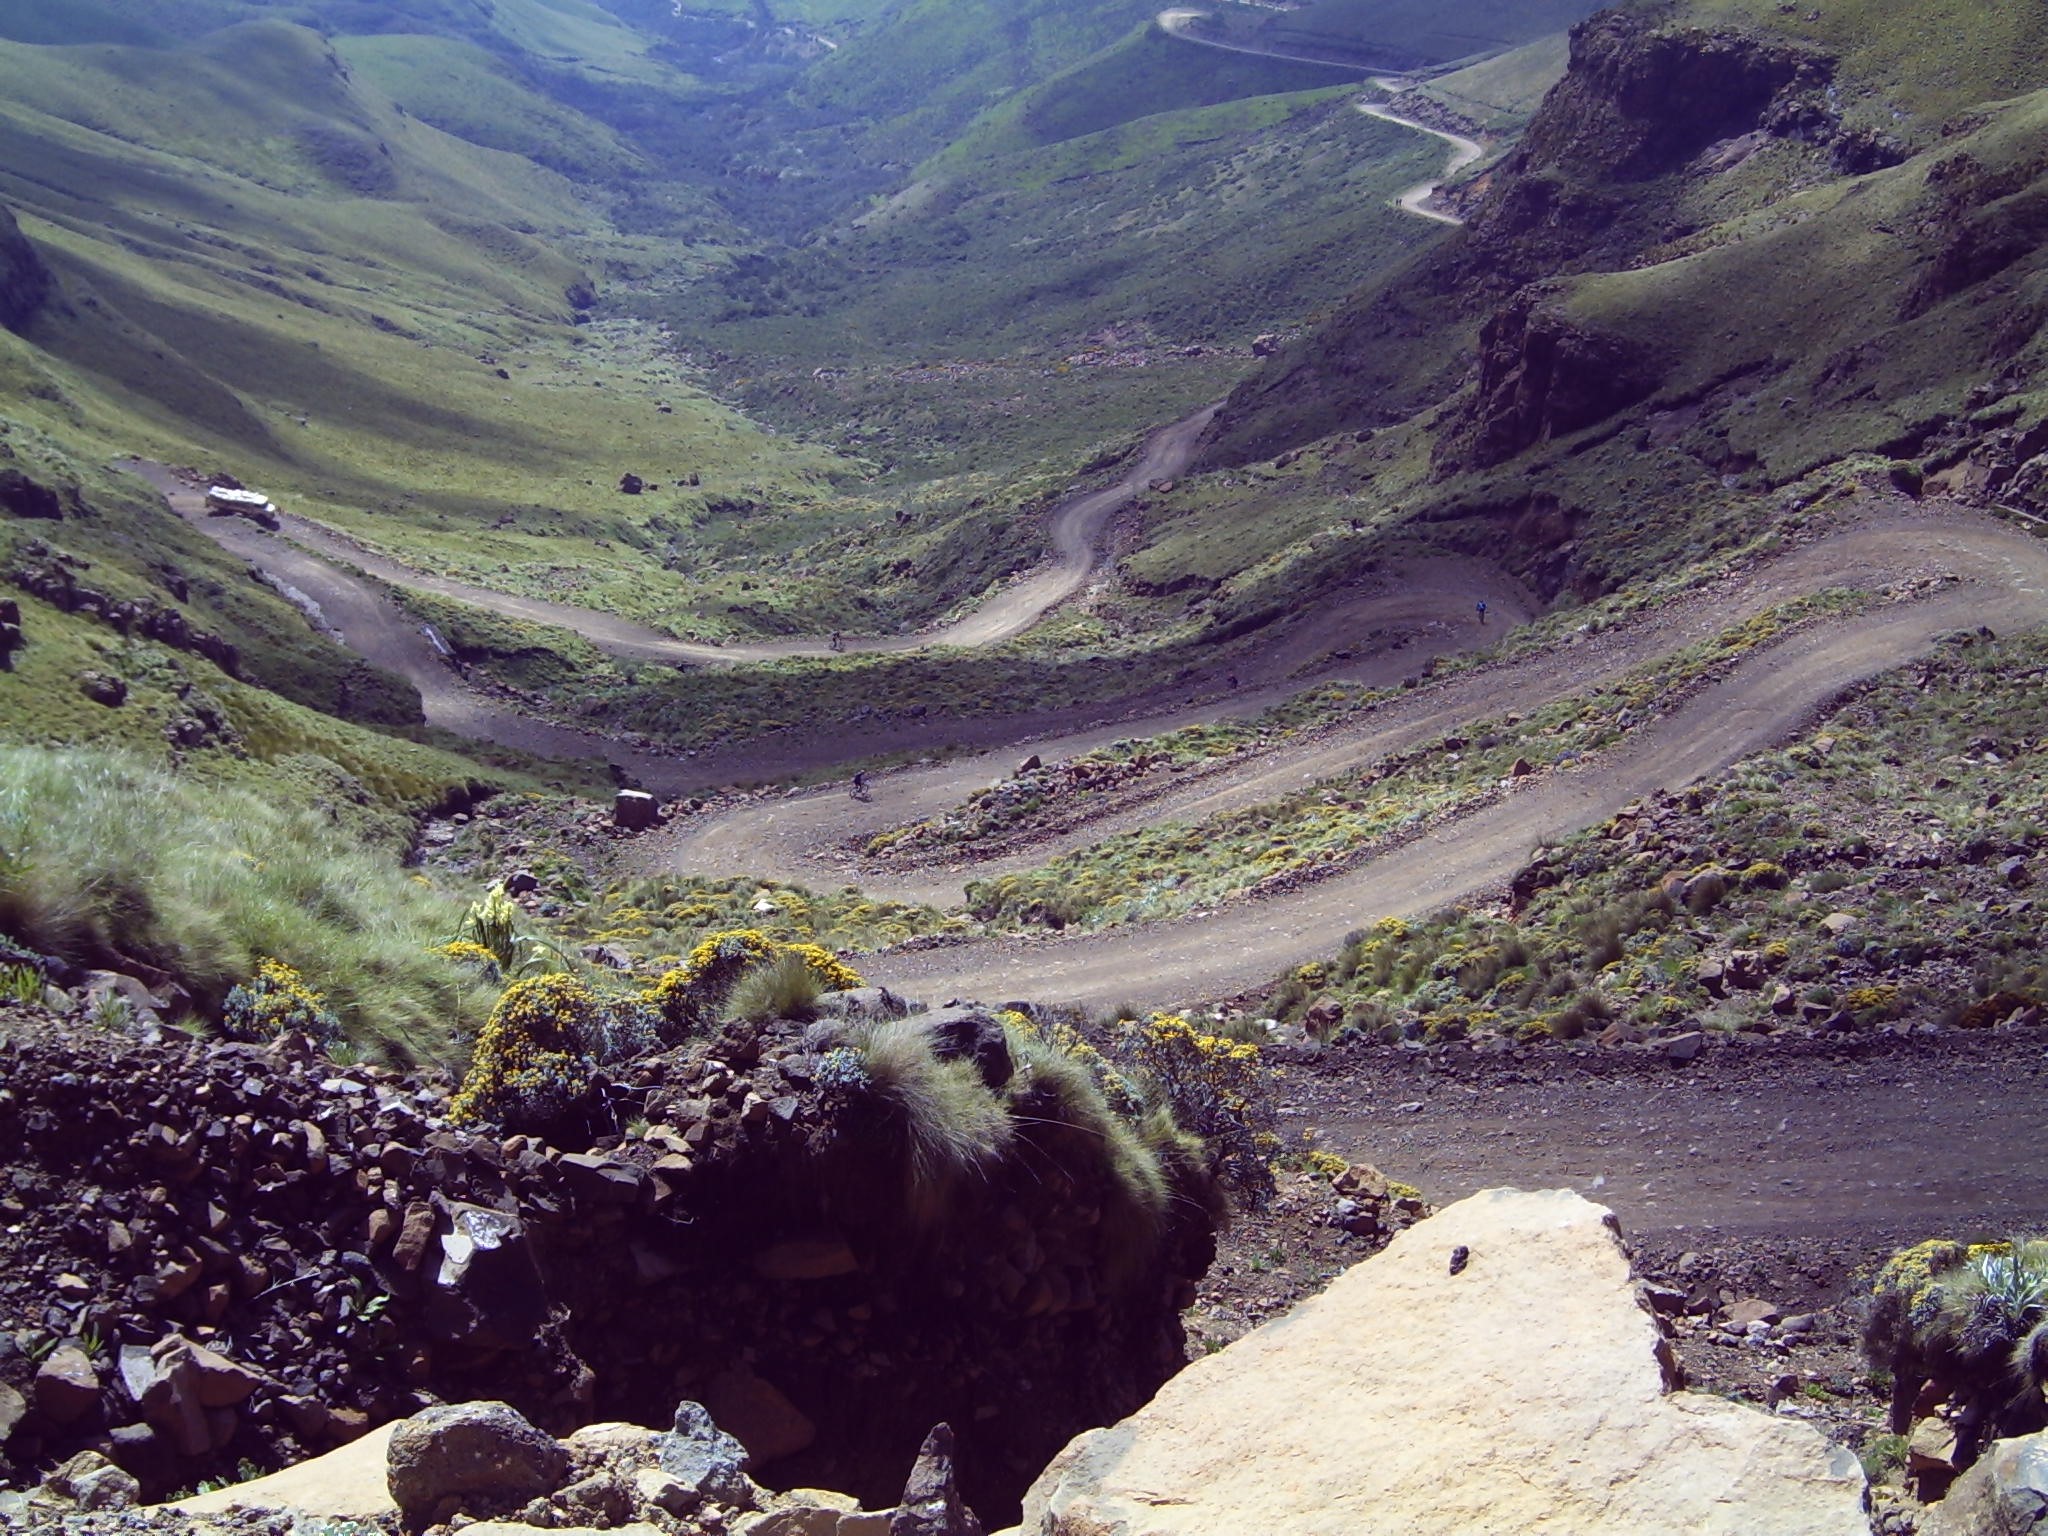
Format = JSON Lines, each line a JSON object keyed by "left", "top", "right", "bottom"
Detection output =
{"left": 1023, "top": 1188, "right": 1868, "bottom": 1536}
{"left": 167, "top": 1422, "right": 398, "bottom": 1518}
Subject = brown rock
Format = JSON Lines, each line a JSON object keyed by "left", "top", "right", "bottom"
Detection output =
{"left": 178, "top": 1337, "right": 264, "bottom": 1407}
{"left": 46, "top": 1450, "right": 139, "bottom": 1511}
{"left": 705, "top": 1369, "right": 816, "bottom": 1467}
{"left": 1724, "top": 1297, "right": 1782, "bottom": 1329}
{"left": 386, "top": 1400, "right": 572, "bottom": 1518}
{"left": 0, "top": 1382, "right": 25, "bottom": 1440}
{"left": 754, "top": 1239, "right": 860, "bottom": 1281}
{"left": 35, "top": 1345, "right": 101, "bottom": 1425}
{"left": 393, "top": 1201, "right": 437, "bottom": 1272}
{"left": 614, "top": 790, "right": 661, "bottom": 831}
{"left": 889, "top": 1423, "right": 982, "bottom": 1536}
{"left": 1657, "top": 1031, "right": 1704, "bottom": 1064}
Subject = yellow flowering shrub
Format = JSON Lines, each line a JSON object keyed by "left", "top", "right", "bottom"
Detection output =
{"left": 222, "top": 959, "right": 341, "bottom": 1043}
{"left": 644, "top": 929, "right": 862, "bottom": 1034}
{"left": 1299, "top": 1147, "right": 1350, "bottom": 1180}
{"left": 1846, "top": 983, "right": 1901, "bottom": 1017}
{"left": 449, "top": 973, "right": 603, "bottom": 1130}
{"left": 1119, "top": 1013, "right": 1275, "bottom": 1206}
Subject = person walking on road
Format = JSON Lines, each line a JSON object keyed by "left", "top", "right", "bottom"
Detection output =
{"left": 1476, "top": 600, "right": 1488, "bottom": 625}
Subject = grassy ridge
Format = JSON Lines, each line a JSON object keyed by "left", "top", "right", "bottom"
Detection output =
{"left": 928, "top": 23, "right": 1369, "bottom": 172}
{"left": 1671, "top": 0, "right": 2048, "bottom": 135}
{"left": 1188, "top": 0, "right": 1599, "bottom": 69}
{"left": 680, "top": 91, "right": 1435, "bottom": 414}
{"left": 0, "top": 11, "right": 897, "bottom": 639}
{"left": 1271, "top": 624, "right": 2048, "bottom": 1044}
{"left": 1412, "top": 34, "right": 1570, "bottom": 133}
{"left": 794, "top": 0, "right": 1157, "bottom": 162}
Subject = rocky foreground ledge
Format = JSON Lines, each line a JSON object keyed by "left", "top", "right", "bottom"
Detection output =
{"left": 10, "top": 1190, "right": 1927, "bottom": 1536}
{"left": 0, "top": 1004, "right": 1216, "bottom": 1521}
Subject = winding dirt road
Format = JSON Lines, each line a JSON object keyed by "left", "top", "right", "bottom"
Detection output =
{"left": 120, "top": 404, "right": 1215, "bottom": 670}
{"left": 121, "top": 449, "right": 1527, "bottom": 792}
{"left": 651, "top": 512, "right": 2048, "bottom": 1011}
{"left": 1157, "top": 9, "right": 1486, "bottom": 225}
{"left": 1355, "top": 98, "right": 1484, "bottom": 225}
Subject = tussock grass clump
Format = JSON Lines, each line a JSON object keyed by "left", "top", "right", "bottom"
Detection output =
{"left": 646, "top": 928, "right": 862, "bottom": 1037}
{"left": 726, "top": 951, "right": 828, "bottom": 1024}
{"left": 847, "top": 1017, "right": 1016, "bottom": 1218}
{"left": 0, "top": 747, "right": 487, "bottom": 1062}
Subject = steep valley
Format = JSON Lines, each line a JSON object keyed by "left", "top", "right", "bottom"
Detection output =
{"left": 3, "top": 0, "right": 2048, "bottom": 1531}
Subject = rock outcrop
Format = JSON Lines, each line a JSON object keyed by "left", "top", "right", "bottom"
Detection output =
{"left": 1021, "top": 1188, "right": 1869, "bottom": 1536}
{"left": 148, "top": 1401, "right": 981, "bottom": 1536}
{"left": 1922, "top": 1430, "right": 2048, "bottom": 1536}
{"left": 0, "top": 1011, "right": 1214, "bottom": 1521}
{"left": 1459, "top": 284, "right": 1658, "bottom": 468}
{"left": 0, "top": 204, "right": 51, "bottom": 333}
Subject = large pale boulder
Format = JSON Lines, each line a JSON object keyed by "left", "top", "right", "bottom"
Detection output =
{"left": 1022, "top": 1188, "right": 1867, "bottom": 1536}
{"left": 167, "top": 1422, "right": 398, "bottom": 1518}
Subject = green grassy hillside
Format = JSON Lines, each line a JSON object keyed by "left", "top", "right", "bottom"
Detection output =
{"left": 1180, "top": 0, "right": 1601, "bottom": 70}
{"left": 669, "top": 88, "right": 1438, "bottom": 493}
{"left": 929, "top": 22, "right": 1368, "bottom": 171}
{"left": 794, "top": 0, "right": 1157, "bottom": 161}
{"left": 1412, "top": 34, "right": 1570, "bottom": 133}
{"left": 0, "top": 8, "right": 908, "bottom": 638}
{"left": 1183, "top": 0, "right": 2048, "bottom": 628}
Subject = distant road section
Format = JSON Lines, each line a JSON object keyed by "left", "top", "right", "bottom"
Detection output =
{"left": 121, "top": 404, "right": 1215, "bottom": 671}
{"left": 1156, "top": 9, "right": 1485, "bottom": 224}
{"left": 1355, "top": 98, "right": 1483, "bottom": 224}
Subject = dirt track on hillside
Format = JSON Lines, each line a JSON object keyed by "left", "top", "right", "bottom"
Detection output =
{"left": 120, "top": 447, "right": 1534, "bottom": 790}
{"left": 123, "top": 461, "right": 2048, "bottom": 1015}
{"left": 645, "top": 511, "right": 2048, "bottom": 1011}
{"left": 1157, "top": 8, "right": 1485, "bottom": 225}
{"left": 121, "top": 405, "right": 1215, "bottom": 670}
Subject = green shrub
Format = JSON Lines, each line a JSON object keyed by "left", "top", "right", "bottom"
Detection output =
{"left": 1866, "top": 1237, "right": 2048, "bottom": 1463}
{"left": 646, "top": 928, "right": 861, "bottom": 1037}
{"left": 1117, "top": 1012, "right": 1275, "bottom": 1209}
{"left": 0, "top": 963, "right": 41, "bottom": 1006}
{"left": 1858, "top": 1433, "right": 1908, "bottom": 1481}
{"left": 0, "top": 747, "right": 487, "bottom": 1062}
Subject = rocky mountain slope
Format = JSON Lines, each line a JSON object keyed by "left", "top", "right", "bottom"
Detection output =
{"left": 1205, "top": 4, "right": 2048, "bottom": 530}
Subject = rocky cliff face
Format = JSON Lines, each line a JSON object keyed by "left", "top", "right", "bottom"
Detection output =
{"left": 1499, "top": 14, "right": 1823, "bottom": 184}
{"left": 1200, "top": 13, "right": 1835, "bottom": 470}
{"left": 1461, "top": 14, "right": 1824, "bottom": 286}
{"left": 0, "top": 206, "right": 51, "bottom": 334}
{"left": 1457, "top": 283, "right": 1657, "bottom": 468}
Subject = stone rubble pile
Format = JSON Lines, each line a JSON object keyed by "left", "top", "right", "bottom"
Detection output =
{"left": 0, "top": 1005, "right": 1212, "bottom": 1521}
{"left": 5, "top": 1394, "right": 986, "bottom": 1536}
